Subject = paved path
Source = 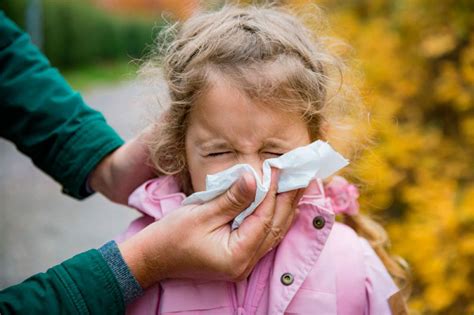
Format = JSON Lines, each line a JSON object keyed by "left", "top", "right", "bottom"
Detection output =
{"left": 0, "top": 80, "right": 162, "bottom": 288}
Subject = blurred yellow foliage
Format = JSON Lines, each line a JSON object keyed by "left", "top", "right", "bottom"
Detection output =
{"left": 283, "top": 0, "right": 474, "bottom": 313}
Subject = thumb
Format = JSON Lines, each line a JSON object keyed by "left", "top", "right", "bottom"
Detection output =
{"left": 204, "top": 173, "right": 257, "bottom": 225}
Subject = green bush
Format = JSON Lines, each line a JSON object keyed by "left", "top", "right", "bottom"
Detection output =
{"left": 1, "top": 0, "right": 159, "bottom": 69}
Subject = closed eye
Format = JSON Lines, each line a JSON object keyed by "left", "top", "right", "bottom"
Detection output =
{"left": 263, "top": 152, "right": 283, "bottom": 157}
{"left": 206, "top": 152, "right": 231, "bottom": 157}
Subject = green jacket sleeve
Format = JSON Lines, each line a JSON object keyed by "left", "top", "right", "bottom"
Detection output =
{"left": 0, "top": 250, "right": 125, "bottom": 315}
{"left": 0, "top": 11, "right": 124, "bottom": 199}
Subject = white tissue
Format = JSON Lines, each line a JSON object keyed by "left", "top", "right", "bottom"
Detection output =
{"left": 182, "top": 140, "right": 349, "bottom": 229}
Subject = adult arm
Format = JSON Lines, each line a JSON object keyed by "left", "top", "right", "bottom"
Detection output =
{"left": 0, "top": 170, "right": 303, "bottom": 314}
{"left": 0, "top": 249, "right": 127, "bottom": 315}
{"left": 0, "top": 11, "right": 124, "bottom": 199}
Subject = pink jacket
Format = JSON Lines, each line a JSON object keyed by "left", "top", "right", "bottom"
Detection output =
{"left": 117, "top": 176, "right": 398, "bottom": 315}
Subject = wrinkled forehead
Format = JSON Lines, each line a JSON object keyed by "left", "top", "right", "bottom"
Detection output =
{"left": 190, "top": 75, "right": 285, "bottom": 126}
{"left": 186, "top": 74, "right": 312, "bottom": 149}
{"left": 186, "top": 81, "right": 310, "bottom": 153}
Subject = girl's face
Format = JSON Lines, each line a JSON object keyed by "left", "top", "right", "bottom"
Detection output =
{"left": 185, "top": 80, "right": 311, "bottom": 192}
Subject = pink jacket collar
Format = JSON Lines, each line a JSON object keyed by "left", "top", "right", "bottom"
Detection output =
{"left": 128, "top": 176, "right": 186, "bottom": 220}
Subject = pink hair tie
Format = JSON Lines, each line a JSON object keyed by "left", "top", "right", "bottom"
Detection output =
{"left": 324, "top": 176, "right": 360, "bottom": 215}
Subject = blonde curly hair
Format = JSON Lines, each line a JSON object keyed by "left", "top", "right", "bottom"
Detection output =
{"left": 142, "top": 4, "right": 410, "bottom": 298}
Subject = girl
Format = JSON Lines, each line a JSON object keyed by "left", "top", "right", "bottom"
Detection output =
{"left": 118, "top": 5, "right": 409, "bottom": 314}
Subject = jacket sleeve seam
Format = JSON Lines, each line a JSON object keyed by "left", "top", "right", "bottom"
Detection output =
{"left": 52, "top": 265, "right": 89, "bottom": 314}
{"left": 52, "top": 118, "right": 99, "bottom": 173}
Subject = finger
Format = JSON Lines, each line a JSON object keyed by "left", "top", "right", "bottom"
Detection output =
{"left": 200, "top": 172, "right": 257, "bottom": 226}
{"left": 240, "top": 191, "right": 299, "bottom": 277}
{"left": 293, "top": 188, "right": 305, "bottom": 208}
{"left": 251, "top": 187, "right": 301, "bottom": 263}
{"left": 248, "top": 167, "right": 280, "bottom": 223}
{"left": 236, "top": 167, "right": 280, "bottom": 235}
{"left": 229, "top": 168, "right": 280, "bottom": 264}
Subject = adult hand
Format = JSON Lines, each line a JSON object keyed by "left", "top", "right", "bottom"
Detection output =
{"left": 119, "top": 169, "right": 305, "bottom": 289}
{"left": 89, "top": 129, "right": 156, "bottom": 204}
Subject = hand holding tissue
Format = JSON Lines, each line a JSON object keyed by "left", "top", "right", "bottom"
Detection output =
{"left": 183, "top": 140, "right": 349, "bottom": 229}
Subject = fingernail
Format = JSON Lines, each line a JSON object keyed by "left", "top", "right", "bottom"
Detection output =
{"left": 236, "top": 176, "right": 248, "bottom": 194}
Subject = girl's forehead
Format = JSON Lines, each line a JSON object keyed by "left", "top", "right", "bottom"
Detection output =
{"left": 190, "top": 63, "right": 313, "bottom": 122}
{"left": 190, "top": 79, "right": 292, "bottom": 127}
{"left": 186, "top": 81, "right": 311, "bottom": 150}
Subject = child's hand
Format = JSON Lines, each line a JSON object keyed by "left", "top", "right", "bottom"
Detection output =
{"left": 118, "top": 168, "right": 304, "bottom": 288}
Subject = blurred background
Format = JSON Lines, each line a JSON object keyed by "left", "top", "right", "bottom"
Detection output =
{"left": 0, "top": 0, "right": 473, "bottom": 314}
